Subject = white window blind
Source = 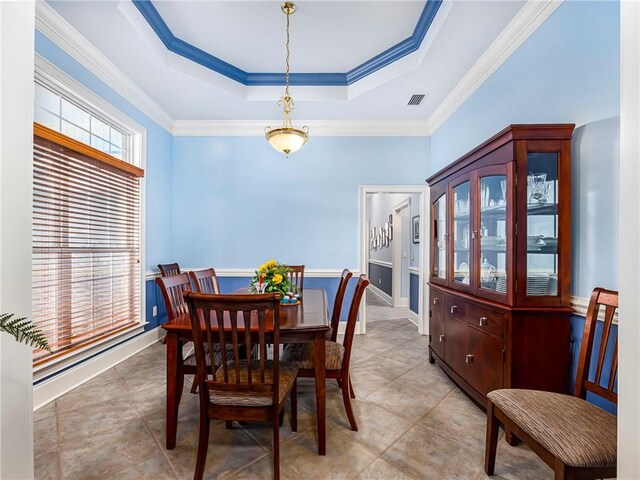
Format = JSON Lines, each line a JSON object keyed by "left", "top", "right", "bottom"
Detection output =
{"left": 32, "top": 123, "right": 144, "bottom": 365}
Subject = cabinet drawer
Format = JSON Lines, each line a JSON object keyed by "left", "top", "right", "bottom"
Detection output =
{"left": 445, "top": 296, "right": 467, "bottom": 320}
{"left": 431, "top": 292, "right": 445, "bottom": 312}
{"left": 465, "top": 303, "right": 505, "bottom": 338}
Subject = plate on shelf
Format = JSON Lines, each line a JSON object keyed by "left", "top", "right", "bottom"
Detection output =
{"left": 481, "top": 236, "right": 504, "bottom": 247}
{"left": 526, "top": 274, "right": 550, "bottom": 296}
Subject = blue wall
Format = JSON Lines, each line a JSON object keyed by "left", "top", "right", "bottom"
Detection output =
{"left": 428, "top": 1, "right": 620, "bottom": 409}
{"left": 170, "top": 136, "right": 429, "bottom": 270}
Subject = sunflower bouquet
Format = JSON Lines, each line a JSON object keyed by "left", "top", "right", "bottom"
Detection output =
{"left": 249, "top": 260, "right": 299, "bottom": 301}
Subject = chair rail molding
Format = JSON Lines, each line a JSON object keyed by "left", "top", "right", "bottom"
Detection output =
{"left": 145, "top": 268, "right": 360, "bottom": 281}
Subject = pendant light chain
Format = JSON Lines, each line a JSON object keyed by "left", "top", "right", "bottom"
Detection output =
{"left": 284, "top": 10, "right": 291, "bottom": 98}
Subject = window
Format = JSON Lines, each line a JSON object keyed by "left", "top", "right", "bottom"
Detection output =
{"left": 32, "top": 118, "right": 144, "bottom": 365}
{"left": 35, "top": 80, "right": 131, "bottom": 161}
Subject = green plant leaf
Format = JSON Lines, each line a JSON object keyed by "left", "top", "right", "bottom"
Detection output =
{"left": 0, "top": 313, "right": 51, "bottom": 352}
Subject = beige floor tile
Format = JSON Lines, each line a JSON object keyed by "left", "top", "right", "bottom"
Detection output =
{"left": 382, "top": 424, "right": 482, "bottom": 479}
{"left": 278, "top": 427, "right": 377, "bottom": 480}
{"left": 351, "top": 357, "right": 414, "bottom": 382}
{"left": 240, "top": 404, "right": 317, "bottom": 452}
{"left": 34, "top": 401, "right": 56, "bottom": 421}
{"left": 348, "top": 368, "right": 392, "bottom": 399}
{"left": 354, "top": 458, "right": 417, "bottom": 480}
{"left": 366, "top": 382, "right": 448, "bottom": 423}
{"left": 111, "top": 449, "right": 178, "bottom": 479}
{"left": 34, "top": 450, "right": 59, "bottom": 480}
{"left": 59, "top": 417, "right": 160, "bottom": 479}
{"left": 34, "top": 413, "right": 57, "bottom": 458}
{"left": 129, "top": 381, "right": 167, "bottom": 416}
{"left": 494, "top": 439, "right": 554, "bottom": 479}
{"left": 56, "top": 368, "right": 129, "bottom": 413}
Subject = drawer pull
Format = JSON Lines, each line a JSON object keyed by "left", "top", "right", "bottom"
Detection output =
{"left": 465, "top": 354, "right": 474, "bottom": 364}
{"left": 433, "top": 297, "right": 439, "bottom": 305}
{"left": 439, "top": 335, "right": 445, "bottom": 343}
{"left": 479, "top": 317, "right": 488, "bottom": 327}
{"left": 450, "top": 305, "right": 458, "bottom": 314}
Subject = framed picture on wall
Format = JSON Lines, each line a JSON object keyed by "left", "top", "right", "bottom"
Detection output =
{"left": 412, "top": 215, "right": 420, "bottom": 244}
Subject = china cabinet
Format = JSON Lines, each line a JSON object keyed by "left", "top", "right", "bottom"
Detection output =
{"left": 426, "top": 124, "right": 574, "bottom": 405}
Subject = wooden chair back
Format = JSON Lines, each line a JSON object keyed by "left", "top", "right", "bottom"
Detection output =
{"left": 184, "top": 292, "right": 281, "bottom": 404}
{"left": 158, "top": 263, "right": 181, "bottom": 277}
{"left": 330, "top": 269, "right": 353, "bottom": 342}
{"left": 341, "top": 275, "right": 370, "bottom": 370}
{"left": 155, "top": 273, "right": 192, "bottom": 320}
{"left": 286, "top": 265, "right": 305, "bottom": 293}
{"left": 189, "top": 268, "right": 220, "bottom": 294}
{"left": 574, "top": 287, "right": 618, "bottom": 404}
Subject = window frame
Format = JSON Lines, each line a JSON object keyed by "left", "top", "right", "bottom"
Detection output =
{"left": 33, "top": 55, "right": 147, "bottom": 379}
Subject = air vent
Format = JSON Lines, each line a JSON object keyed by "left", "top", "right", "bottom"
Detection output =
{"left": 407, "top": 94, "right": 426, "bottom": 106}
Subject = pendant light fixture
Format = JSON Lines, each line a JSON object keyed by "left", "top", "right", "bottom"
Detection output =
{"left": 265, "top": 2, "right": 309, "bottom": 156}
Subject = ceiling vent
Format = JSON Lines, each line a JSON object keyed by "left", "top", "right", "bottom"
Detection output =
{"left": 407, "top": 94, "right": 426, "bottom": 106}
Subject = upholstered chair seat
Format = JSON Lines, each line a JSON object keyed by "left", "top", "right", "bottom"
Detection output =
{"left": 488, "top": 389, "right": 617, "bottom": 468}
{"left": 282, "top": 341, "right": 345, "bottom": 370}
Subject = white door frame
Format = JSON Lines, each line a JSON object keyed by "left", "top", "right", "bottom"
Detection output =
{"left": 359, "top": 185, "right": 430, "bottom": 335}
{"left": 392, "top": 198, "right": 411, "bottom": 308}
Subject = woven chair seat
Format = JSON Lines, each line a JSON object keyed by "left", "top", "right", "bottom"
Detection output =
{"left": 281, "top": 340, "right": 345, "bottom": 370}
{"left": 208, "top": 360, "right": 298, "bottom": 407}
{"left": 488, "top": 389, "right": 617, "bottom": 468}
{"left": 184, "top": 343, "right": 235, "bottom": 367}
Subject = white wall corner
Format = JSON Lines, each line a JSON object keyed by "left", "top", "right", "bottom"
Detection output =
{"left": 427, "top": 0, "right": 563, "bottom": 133}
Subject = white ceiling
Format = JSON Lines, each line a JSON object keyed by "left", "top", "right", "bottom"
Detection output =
{"left": 44, "top": 0, "right": 527, "bottom": 122}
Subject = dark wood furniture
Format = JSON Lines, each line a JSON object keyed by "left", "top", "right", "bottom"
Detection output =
{"left": 158, "top": 262, "right": 181, "bottom": 277}
{"left": 426, "top": 124, "right": 575, "bottom": 404}
{"left": 282, "top": 275, "right": 369, "bottom": 431}
{"left": 189, "top": 268, "right": 220, "bottom": 294}
{"left": 328, "top": 269, "right": 353, "bottom": 342}
{"left": 286, "top": 265, "right": 305, "bottom": 293}
{"left": 162, "top": 289, "right": 330, "bottom": 454}
{"left": 184, "top": 292, "right": 298, "bottom": 480}
{"left": 485, "top": 287, "right": 618, "bottom": 480}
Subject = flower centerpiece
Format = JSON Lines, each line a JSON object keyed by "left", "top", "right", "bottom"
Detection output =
{"left": 250, "top": 259, "right": 300, "bottom": 304}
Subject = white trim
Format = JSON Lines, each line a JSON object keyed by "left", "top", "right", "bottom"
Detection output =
{"left": 399, "top": 297, "right": 409, "bottom": 308}
{"left": 571, "top": 296, "right": 619, "bottom": 325}
{"left": 369, "top": 284, "right": 393, "bottom": 306}
{"left": 408, "top": 309, "right": 420, "bottom": 327}
{"left": 392, "top": 198, "right": 411, "bottom": 308}
{"left": 33, "top": 327, "right": 165, "bottom": 410}
{"left": 145, "top": 268, "right": 359, "bottom": 281}
{"left": 35, "top": 0, "right": 174, "bottom": 132}
{"left": 409, "top": 267, "right": 421, "bottom": 274}
{"left": 336, "top": 320, "right": 362, "bottom": 336}
{"left": 172, "top": 119, "right": 431, "bottom": 137}
{"left": 427, "top": 0, "right": 563, "bottom": 132}
{"left": 367, "top": 259, "right": 393, "bottom": 268}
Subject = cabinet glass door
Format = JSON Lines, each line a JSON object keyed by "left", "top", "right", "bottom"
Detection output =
{"left": 433, "top": 194, "right": 447, "bottom": 280}
{"left": 452, "top": 181, "right": 471, "bottom": 286}
{"left": 478, "top": 175, "right": 508, "bottom": 295}
{"left": 526, "top": 152, "right": 559, "bottom": 296}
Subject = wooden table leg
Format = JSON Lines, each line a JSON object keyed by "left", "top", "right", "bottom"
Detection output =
{"left": 166, "top": 333, "right": 182, "bottom": 449}
{"left": 314, "top": 332, "right": 326, "bottom": 455}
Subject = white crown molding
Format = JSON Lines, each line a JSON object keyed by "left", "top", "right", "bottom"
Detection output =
{"left": 172, "top": 119, "right": 431, "bottom": 137}
{"left": 427, "top": 0, "right": 564, "bottom": 133}
{"left": 35, "top": 0, "right": 174, "bottom": 133}
{"left": 145, "top": 268, "right": 360, "bottom": 282}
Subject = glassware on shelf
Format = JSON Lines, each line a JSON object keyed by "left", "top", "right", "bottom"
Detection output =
{"left": 500, "top": 179, "right": 507, "bottom": 206}
{"left": 527, "top": 172, "right": 550, "bottom": 204}
{"left": 480, "top": 258, "right": 497, "bottom": 285}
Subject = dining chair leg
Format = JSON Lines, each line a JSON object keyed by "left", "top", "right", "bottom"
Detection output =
{"left": 194, "top": 414, "right": 210, "bottom": 480}
{"left": 484, "top": 401, "right": 499, "bottom": 476}
{"left": 341, "top": 374, "right": 358, "bottom": 431}
{"left": 225, "top": 421, "right": 233, "bottom": 430}
{"left": 278, "top": 409, "right": 284, "bottom": 427}
{"left": 273, "top": 417, "right": 280, "bottom": 480}
{"left": 290, "top": 380, "right": 298, "bottom": 432}
{"left": 349, "top": 376, "right": 356, "bottom": 399}
{"left": 554, "top": 459, "right": 568, "bottom": 480}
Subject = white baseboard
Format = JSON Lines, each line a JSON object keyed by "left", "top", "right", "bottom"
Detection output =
{"left": 33, "top": 327, "right": 165, "bottom": 410}
{"left": 369, "top": 284, "right": 392, "bottom": 305}
{"left": 408, "top": 309, "right": 420, "bottom": 327}
{"left": 337, "top": 320, "right": 362, "bottom": 336}
{"left": 399, "top": 297, "right": 409, "bottom": 308}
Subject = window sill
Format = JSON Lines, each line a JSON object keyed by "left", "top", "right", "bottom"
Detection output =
{"left": 33, "top": 322, "right": 149, "bottom": 382}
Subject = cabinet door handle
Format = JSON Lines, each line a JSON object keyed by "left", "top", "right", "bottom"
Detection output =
{"left": 471, "top": 231, "right": 478, "bottom": 239}
{"left": 450, "top": 305, "right": 458, "bottom": 314}
{"left": 433, "top": 297, "right": 439, "bottom": 305}
{"left": 479, "top": 317, "right": 488, "bottom": 327}
{"left": 439, "top": 335, "right": 445, "bottom": 343}
{"left": 465, "top": 354, "right": 474, "bottom": 364}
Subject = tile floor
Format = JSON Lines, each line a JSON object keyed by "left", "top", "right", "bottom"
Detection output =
{"left": 34, "top": 291, "right": 554, "bottom": 479}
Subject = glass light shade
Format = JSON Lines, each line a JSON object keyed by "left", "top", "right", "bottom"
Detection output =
{"left": 265, "top": 127, "right": 309, "bottom": 155}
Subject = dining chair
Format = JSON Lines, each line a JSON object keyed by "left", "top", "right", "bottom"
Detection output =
{"left": 286, "top": 265, "right": 305, "bottom": 293}
{"left": 485, "top": 287, "right": 618, "bottom": 480}
{"left": 184, "top": 292, "right": 298, "bottom": 480}
{"left": 328, "top": 269, "right": 353, "bottom": 342}
{"left": 282, "top": 274, "right": 369, "bottom": 431}
{"left": 158, "top": 262, "right": 181, "bottom": 277}
{"left": 189, "top": 268, "right": 220, "bottom": 294}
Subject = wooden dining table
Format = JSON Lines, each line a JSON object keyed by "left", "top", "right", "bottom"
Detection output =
{"left": 161, "top": 288, "right": 331, "bottom": 455}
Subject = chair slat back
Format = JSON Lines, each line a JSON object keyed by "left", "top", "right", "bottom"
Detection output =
{"left": 330, "top": 269, "right": 353, "bottom": 342}
{"left": 341, "top": 275, "right": 370, "bottom": 370}
{"left": 574, "top": 287, "right": 618, "bottom": 404}
{"left": 286, "top": 265, "right": 305, "bottom": 293}
{"left": 158, "top": 263, "right": 181, "bottom": 277}
{"left": 190, "top": 268, "right": 220, "bottom": 294}
{"left": 155, "top": 273, "right": 192, "bottom": 320}
{"left": 185, "top": 293, "right": 281, "bottom": 403}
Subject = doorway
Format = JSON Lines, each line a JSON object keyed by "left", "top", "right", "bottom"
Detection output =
{"left": 359, "top": 185, "right": 430, "bottom": 335}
